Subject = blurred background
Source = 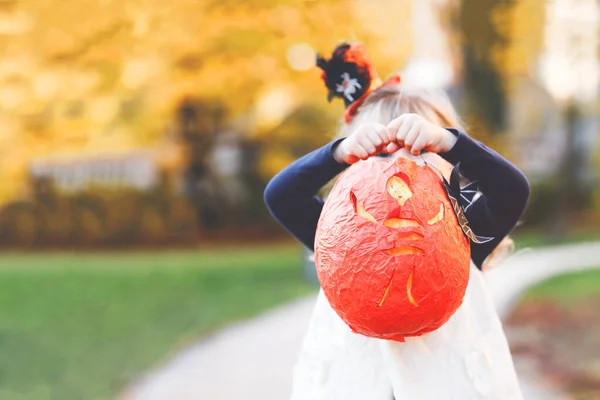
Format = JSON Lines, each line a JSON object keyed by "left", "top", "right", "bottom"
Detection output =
{"left": 0, "top": 0, "right": 597, "bottom": 399}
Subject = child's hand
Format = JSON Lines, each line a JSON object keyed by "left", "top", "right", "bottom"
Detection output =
{"left": 385, "top": 114, "right": 458, "bottom": 156}
{"left": 333, "top": 123, "right": 390, "bottom": 164}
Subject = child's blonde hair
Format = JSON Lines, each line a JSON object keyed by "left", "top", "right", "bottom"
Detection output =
{"left": 334, "top": 83, "right": 512, "bottom": 270}
{"left": 337, "top": 84, "right": 465, "bottom": 139}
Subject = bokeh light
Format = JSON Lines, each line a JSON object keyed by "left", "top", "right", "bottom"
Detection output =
{"left": 287, "top": 42, "right": 315, "bottom": 71}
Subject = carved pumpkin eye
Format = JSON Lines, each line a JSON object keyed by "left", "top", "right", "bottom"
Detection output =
{"left": 427, "top": 203, "right": 444, "bottom": 225}
{"left": 350, "top": 191, "right": 376, "bottom": 223}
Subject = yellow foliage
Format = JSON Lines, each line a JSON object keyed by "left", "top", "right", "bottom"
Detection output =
{"left": 491, "top": 0, "right": 546, "bottom": 77}
{"left": 258, "top": 149, "right": 296, "bottom": 179}
{"left": 0, "top": 0, "right": 414, "bottom": 204}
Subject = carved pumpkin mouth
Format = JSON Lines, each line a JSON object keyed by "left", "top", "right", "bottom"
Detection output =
{"left": 384, "top": 218, "right": 425, "bottom": 246}
{"left": 383, "top": 218, "right": 420, "bottom": 229}
{"left": 394, "top": 232, "right": 424, "bottom": 241}
{"left": 382, "top": 219, "right": 425, "bottom": 255}
{"left": 383, "top": 246, "right": 424, "bottom": 256}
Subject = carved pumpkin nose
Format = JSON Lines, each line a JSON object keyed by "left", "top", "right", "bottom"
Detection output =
{"left": 386, "top": 173, "right": 412, "bottom": 206}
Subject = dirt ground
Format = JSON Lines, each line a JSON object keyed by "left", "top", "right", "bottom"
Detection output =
{"left": 505, "top": 297, "right": 600, "bottom": 399}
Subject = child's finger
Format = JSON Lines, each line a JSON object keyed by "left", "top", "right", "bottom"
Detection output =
{"left": 366, "top": 127, "right": 384, "bottom": 149}
{"left": 411, "top": 134, "right": 429, "bottom": 155}
{"left": 357, "top": 135, "right": 377, "bottom": 155}
{"left": 386, "top": 116, "right": 406, "bottom": 142}
{"left": 352, "top": 143, "right": 370, "bottom": 160}
{"left": 370, "top": 123, "right": 389, "bottom": 147}
{"left": 386, "top": 142, "right": 401, "bottom": 153}
{"left": 394, "top": 123, "right": 412, "bottom": 148}
{"left": 346, "top": 154, "right": 360, "bottom": 164}
{"left": 403, "top": 126, "right": 421, "bottom": 150}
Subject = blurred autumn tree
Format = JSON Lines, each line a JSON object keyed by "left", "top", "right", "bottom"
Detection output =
{"left": 0, "top": 0, "right": 413, "bottom": 210}
{"left": 459, "top": 0, "right": 545, "bottom": 136}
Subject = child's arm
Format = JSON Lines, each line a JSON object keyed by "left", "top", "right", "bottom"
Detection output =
{"left": 263, "top": 139, "right": 349, "bottom": 251}
{"left": 264, "top": 123, "right": 389, "bottom": 250}
{"left": 439, "top": 129, "right": 531, "bottom": 267}
{"left": 387, "top": 115, "right": 530, "bottom": 267}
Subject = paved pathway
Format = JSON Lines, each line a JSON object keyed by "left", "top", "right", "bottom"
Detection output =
{"left": 484, "top": 241, "right": 600, "bottom": 319}
{"left": 122, "top": 241, "right": 600, "bottom": 400}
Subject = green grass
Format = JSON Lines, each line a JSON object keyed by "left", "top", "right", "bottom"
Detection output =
{"left": 521, "top": 268, "right": 600, "bottom": 305}
{"left": 0, "top": 244, "right": 315, "bottom": 400}
{"left": 513, "top": 230, "right": 600, "bottom": 250}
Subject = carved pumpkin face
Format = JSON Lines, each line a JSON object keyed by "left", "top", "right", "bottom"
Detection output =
{"left": 314, "top": 157, "right": 470, "bottom": 342}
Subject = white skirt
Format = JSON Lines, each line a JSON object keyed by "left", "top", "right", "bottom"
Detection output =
{"left": 290, "top": 263, "right": 523, "bottom": 400}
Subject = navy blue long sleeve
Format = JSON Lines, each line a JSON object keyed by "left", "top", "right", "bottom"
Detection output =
{"left": 264, "top": 131, "right": 530, "bottom": 268}
{"left": 263, "top": 139, "right": 348, "bottom": 251}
